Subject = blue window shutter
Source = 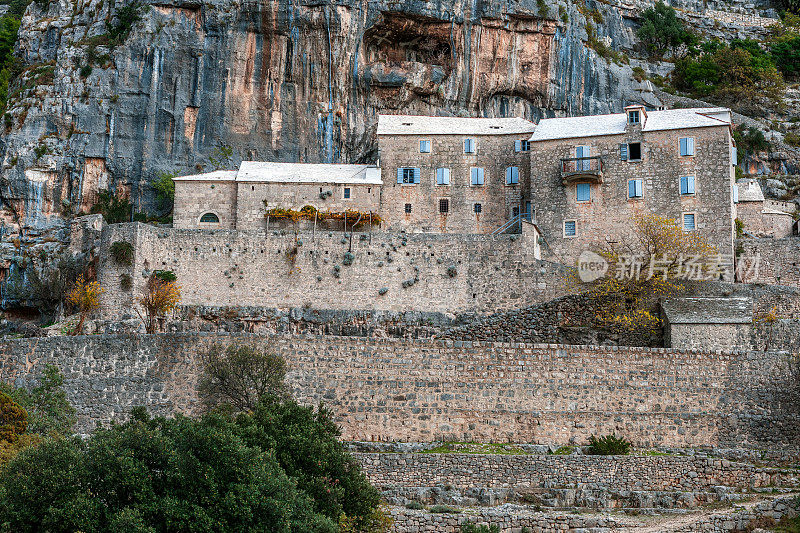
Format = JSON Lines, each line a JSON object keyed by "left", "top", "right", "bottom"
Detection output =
{"left": 436, "top": 168, "right": 442, "bottom": 185}
{"left": 636, "top": 179, "right": 642, "bottom": 197}
{"left": 506, "top": 167, "right": 512, "bottom": 185}
{"left": 732, "top": 146, "right": 737, "bottom": 164}
{"left": 688, "top": 137, "right": 695, "bottom": 155}
{"left": 514, "top": 140, "right": 521, "bottom": 152}
{"left": 628, "top": 180, "right": 635, "bottom": 198}
{"left": 680, "top": 176, "right": 688, "bottom": 194}
{"left": 688, "top": 176, "right": 695, "bottom": 194}
{"left": 413, "top": 168, "right": 420, "bottom": 184}
{"left": 397, "top": 168, "right": 403, "bottom": 184}
{"left": 577, "top": 183, "right": 590, "bottom": 201}
{"left": 444, "top": 168, "right": 450, "bottom": 185}
{"left": 478, "top": 168, "right": 484, "bottom": 184}
{"left": 680, "top": 138, "right": 687, "bottom": 156}
{"left": 620, "top": 143, "right": 628, "bottom": 161}
{"left": 464, "top": 139, "right": 470, "bottom": 153}
{"left": 733, "top": 184, "right": 739, "bottom": 203}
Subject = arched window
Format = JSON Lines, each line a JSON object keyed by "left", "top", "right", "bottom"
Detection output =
{"left": 200, "top": 212, "right": 219, "bottom": 223}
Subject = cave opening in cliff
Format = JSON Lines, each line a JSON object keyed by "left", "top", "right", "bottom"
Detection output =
{"left": 364, "top": 14, "right": 454, "bottom": 70}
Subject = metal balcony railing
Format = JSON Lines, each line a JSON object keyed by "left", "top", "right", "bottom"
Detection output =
{"left": 560, "top": 156, "right": 603, "bottom": 184}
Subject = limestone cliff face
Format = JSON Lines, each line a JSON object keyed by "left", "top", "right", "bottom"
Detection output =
{"left": 0, "top": 0, "right": 669, "bottom": 233}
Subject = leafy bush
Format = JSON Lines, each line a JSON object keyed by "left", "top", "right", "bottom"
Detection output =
{"left": 733, "top": 125, "right": 771, "bottom": 157}
{"left": 0, "top": 364, "right": 76, "bottom": 438}
{"left": 405, "top": 501, "right": 424, "bottom": 510}
{"left": 771, "top": 35, "right": 800, "bottom": 77}
{"left": 786, "top": 130, "right": 800, "bottom": 146}
{"left": 106, "top": 2, "right": 144, "bottom": 44}
{"left": 152, "top": 269, "right": 176, "bottom": 282}
{"left": 673, "top": 40, "right": 784, "bottom": 112}
{"left": 109, "top": 241, "right": 134, "bottom": 266}
{"left": 428, "top": 504, "right": 461, "bottom": 514}
{"left": 0, "top": 411, "right": 340, "bottom": 532}
{"left": 151, "top": 171, "right": 175, "bottom": 212}
{"left": 636, "top": 1, "right": 696, "bottom": 58}
{"left": 199, "top": 344, "right": 288, "bottom": 412}
{"left": 119, "top": 273, "right": 132, "bottom": 291}
{"left": 587, "top": 434, "right": 632, "bottom": 455}
{"left": 90, "top": 189, "right": 131, "bottom": 223}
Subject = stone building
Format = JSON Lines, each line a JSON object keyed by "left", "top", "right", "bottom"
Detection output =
{"left": 528, "top": 106, "right": 736, "bottom": 264}
{"left": 661, "top": 296, "right": 753, "bottom": 351}
{"left": 734, "top": 178, "right": 795, "bottom": 239}
{"left": 376, "top": 115, "right": 535, "bottom": 233}
{"left": 173, "top": 162, "right": 381, "bottom": 230}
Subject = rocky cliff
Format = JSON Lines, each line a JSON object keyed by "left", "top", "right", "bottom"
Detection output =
{"left": 0, "top": 0, "right": 791, "bottom": 310}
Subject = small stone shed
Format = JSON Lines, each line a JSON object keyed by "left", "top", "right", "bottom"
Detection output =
{"left": 661, "top": 297, "right": 753, "bottom": 351}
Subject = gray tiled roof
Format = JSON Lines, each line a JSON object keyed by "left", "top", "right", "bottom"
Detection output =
{"left": 377, "top": 114, "right": 536, "bottom": 136}
{"left": 173, "top": 162, "right": 382, "bottom": 185}
{"left": 529, "top": 107, "right": 731, "bottom": 142}
{"left": 661, "top": 297, "right": 752, "bottom": 324}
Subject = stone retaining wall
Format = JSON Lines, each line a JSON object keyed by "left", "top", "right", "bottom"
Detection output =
{"left": 355, "top": 453, "right": 798, "bottom": 493}
{"left": 0, "top": 334, "right": 797, "bottom": 448}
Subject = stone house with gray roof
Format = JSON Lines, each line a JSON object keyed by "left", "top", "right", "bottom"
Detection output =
{"left": 527, "top": 105, "right": 737, "bottom": 263}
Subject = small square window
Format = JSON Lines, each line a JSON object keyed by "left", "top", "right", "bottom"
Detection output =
{"left": 628, "top": 142, "right": 641, "bottom": 160}
{"left": 512, "top": 206, "right": 520, "bottom": 217}
{"left": 474, "top": 203, "right": 482, "bottom": 214}
{"left": 420, "top": 140, "right": 431, "bottom": 153}
{"left": 577, "top": 183, "right": 591, "bottom": 202}
{"left": 628, "top": 179, "right": 643, "bottom": 199}
{"left": 404, "top": 203, "right": 412, "bottom": 214}
{"left": 680, "top": 137, "right": 695, "bottom": 156}
{"left": 439, "top": 198, "right": 449, "bottom": 214}
{"left": 683, "top": 213, "right": 696, "bottom": 230}
{"left": 515, "top": 140, "right": 531, "bottom": 152}
{"left": 564, "top": 220, "right": 577, "bottom": 237}
{"left": 628, "top": 110, "right": 640, "bottom": 124}
{"left": 464, "top": 138, "right": 476, "bottom": 153}
{"left": 343, "top": 187, "right": 351, "bottom": 199}
{"left": 436, "top": 168, "right": 451, "bottom": 186}
{"left": 680, "top": 176, "right": 696, "bottom": 195}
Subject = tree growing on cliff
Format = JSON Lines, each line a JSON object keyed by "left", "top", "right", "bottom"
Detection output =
{"left": 199, "top": 344, "right": 288, "bottom": 412}
{"left": 65, "top": 275, "right": 104, "bottom": 335}
{"left": 136, "top": 273, "right": 181, "bottom": 334}
{"left": 636, "top": 1, "right": 696, "bottom": 58}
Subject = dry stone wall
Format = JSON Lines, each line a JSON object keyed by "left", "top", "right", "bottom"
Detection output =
{"left": 738, "top": 238, "right": 800, "bottom": 288}
{"left": 97, "top": 222, "right": 563, "bottom": 319}
{"left": 0, "top": 334, "right": 796, "bottom": 448}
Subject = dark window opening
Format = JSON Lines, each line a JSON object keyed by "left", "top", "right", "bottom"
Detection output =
{"left": 404, "top": 203, "right": 412, "bottom": 214}
{"left": 474, "top": 203, "right": 482, "bottom": 214}
{"left": 344, "top": 187, "right": 351, "bottom": 199}
{"left": 628, "top": 142, "right": 642, "bottom": 160}
{"left": 200, "top": 213, "right": 219, "bottom": 223}
{"left": 439, "top": 198, "right": 449, "bottom": 214}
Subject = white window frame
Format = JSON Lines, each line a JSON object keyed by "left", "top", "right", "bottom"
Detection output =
{"left": 628, "top": 179, "right": 643, "bottom": 199}
{"left": 680, "top": 175, "right": 696, "bottom": 195}
{"left": 683, "top": 212, "right": 696, "bottom": 231}
{"left": 679, "top": 137, "right": 695, "bottom": 157}
{"left": 628, "top": 110, "right": 640, "bottom": 124}
{"left": 563, "top": 219, "right": 577, "bottom": 238}
{"left": 435, "top": 167, "right": 451, "bottom": 186}
{"left": 576, "top": 182, "right": 591, "bottom": 202}
{"left": 470, "top": 167, "right": 485, "bottom": 186}
{"left": 419, "top": 139, "right": 432, "bottom": 153}
{"left": 464, "top": 138, "right": 476, "bottom": 154}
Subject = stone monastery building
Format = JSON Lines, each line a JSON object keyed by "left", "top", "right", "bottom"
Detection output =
{"left": 174, "top": 106, "right": 737, "bottom": 262}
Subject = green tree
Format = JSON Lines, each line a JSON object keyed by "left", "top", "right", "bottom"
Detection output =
{"left": 636, "top": 1, "right": 696, "bottom": 58}
{"left": 235, "top": 398, "right": 383, "bottom": 530}
{"left": 0, "top": 412, "right": 338, "bottom": 533}
{"left": 199, "top": 344, "right": 288, "bottom": 412}
{"left": 771, "top": 36, "right": 800, "bottom": 77}
{"left": 0, "top": 364, "right": 76, "bottom": 438}
{"left": 151, "top": 171, "right": 175, "bottom": 213}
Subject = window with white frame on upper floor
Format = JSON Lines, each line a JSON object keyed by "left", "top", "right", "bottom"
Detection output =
{"left": 343, "top": 187, "right": 351, "bottom": 199}
{"left": 470, "top": 167, "right": 485, "bottom": 186}
{"left": 628, "top": 179, "right": 643, "bottom": 199}
{"left": 436, "top": 168, "right": 451, "bottom": 186}
{"left": 680, "top": 137, "right": 695, "bottom": 156}
{"left": 505, "top": 166, "right": 519, "bottom": 185}
{"left": 628, "top": 110, "right": 640, "bottom": 124}
{"left": 680, "top": 175, "right": 695, "bottom": 195}
{"left": 683, "top": 213, "right": 696, "bottom": 230}
{"left": 576, "top": 182, "right": 591, "bottom": 202}
{"left": 397, "top": 167, "right": 420, "bottom": 184}
{"left": 564, "top": 220, "right": 577, "bottom": 237}
{"left": 419, "top": 140, "right": 431, "bottom": 153}
{"left": 515, "top": 140, "right": 531, "bottom": 152}
{"left": 464, "top": 138, "right": 476, "bottom": 153}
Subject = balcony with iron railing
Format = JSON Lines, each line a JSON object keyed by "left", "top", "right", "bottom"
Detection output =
{"left": 560, "top": 156, "right": 603, "bottom": 185}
